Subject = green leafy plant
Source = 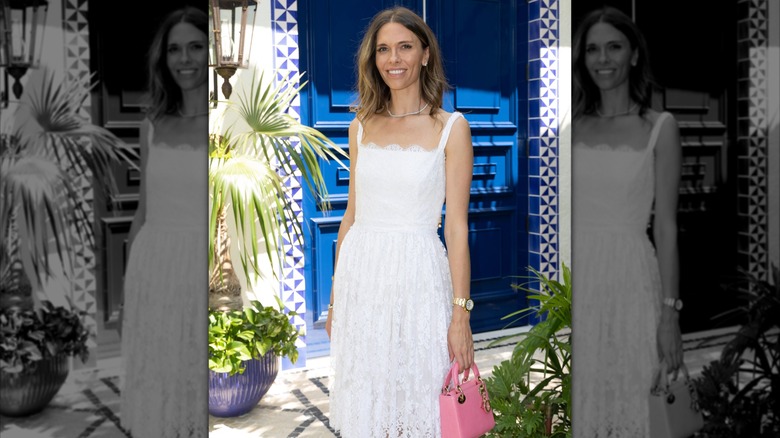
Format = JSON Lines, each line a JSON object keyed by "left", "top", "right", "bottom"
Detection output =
{"left": 208, "top": 297, "right": 301, "bottom": 376}
{"left": 485, "top": 263, "right": 572, "bottom": 438}
{"left": 0, "top": 300, "right": 90, "bottom": 375}
{"left": 692, "top": 263, "right": 779, "bottom": 437}
{"left": 208, "top": 71, "right": 346, "bottom": 312}
{"left": 1, "top": 68, "right": 137, "bottom": 310}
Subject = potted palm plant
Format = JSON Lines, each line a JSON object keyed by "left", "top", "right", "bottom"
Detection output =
{"left": 207, "top": 70, "right": 346, "bottom": 416}
{"left": 485, "top": 263, "right": 573, "bottom": 438}
{"left": 0, "top": 69, "right": 137, "bottom": 416}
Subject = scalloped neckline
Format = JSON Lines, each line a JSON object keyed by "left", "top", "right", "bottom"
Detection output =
{"left": 360, "top": 141, "right": 438, "bottom": 153}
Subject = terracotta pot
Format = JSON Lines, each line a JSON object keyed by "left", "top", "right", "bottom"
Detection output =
{"left": 0, "top": 354, "right": 69, "bottom": 417}
{"left": 208, "top": 353, "right": 279, "bottom": 417}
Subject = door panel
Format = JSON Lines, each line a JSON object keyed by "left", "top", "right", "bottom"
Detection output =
{"left": 300, "top": 0, "right": 527, "bottom": 354}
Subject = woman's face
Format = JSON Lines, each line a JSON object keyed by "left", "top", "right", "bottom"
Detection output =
{"left": 583, "top": 22, "right": 637, "bottom": 92}
{"left": 166, "top": 22, "right": 208, "bottom": 92}
{"left": 374, "top": 22, "right": 429, "bottom": 93}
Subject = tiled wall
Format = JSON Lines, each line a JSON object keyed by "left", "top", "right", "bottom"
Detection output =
{"left": 64, "top": 0, "right": 97, "bottom": 367}
{"left": 271, "top": 0, "right": 307, "bottom": 368}
{"left": 527, "top": 0, "right": 561, "bottom": 280}
{"left": 737, "top": 0, "right": 770, "bottom": 281}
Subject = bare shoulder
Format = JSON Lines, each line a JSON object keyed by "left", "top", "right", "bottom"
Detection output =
{"left": 645, "top": 109, "right": 679, "bottom": 130}
{"left": 349, "top": 117, "right": 360, "bottom": 135}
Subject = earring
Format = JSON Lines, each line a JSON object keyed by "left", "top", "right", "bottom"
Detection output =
{"left": 423, "top": 62, "right": 428, "bottom": 67}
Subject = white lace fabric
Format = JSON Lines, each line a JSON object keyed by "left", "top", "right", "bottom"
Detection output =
{"left": 361, "top": 141, "right": 438, "bottom": 153}
{"left": 121, "top": 119, "right": 208, "bottom": 437}
{"left": 571, "top": 112, "right": 671, "bottom": 437}
{"left": 329, "top": 112, "right": 463, "bottom": 437}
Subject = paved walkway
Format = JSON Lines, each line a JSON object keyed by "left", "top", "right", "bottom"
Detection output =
{"left": 0, "top": 327, "right": 737, "bottom": 438}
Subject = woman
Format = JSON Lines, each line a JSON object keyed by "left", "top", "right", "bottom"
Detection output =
{"left": 120, "top": 6, "right": 209, "bottom": 437}
{"left": 571, "top": 6, "right": 684, "bottom": 437}
{"left": 325, "top": 6, "right": 475, "bottom": 437}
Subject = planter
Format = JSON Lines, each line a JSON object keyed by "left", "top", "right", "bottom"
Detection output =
{"left": 0, "top": 354, "right": 69, "bottom": 417}
{"left": 208, "top": 352, "right": 279, "bottom": 417}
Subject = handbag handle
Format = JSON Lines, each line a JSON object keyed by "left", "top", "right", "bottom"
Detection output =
{"left": 651, "top": 359, "right": 691, "bottom": 395}
{"left": 441, "top": 362, "right": 482, "bottom": 392}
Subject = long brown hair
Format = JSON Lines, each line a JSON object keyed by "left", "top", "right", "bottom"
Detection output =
{"left": 145, "top": 6, "right": 208, "bottom": 121}
{"left": 352, "top": 6, "right": 449, "bottom": 122}
{"left": 572, "top": 6, "right": 656, "bottom": 119}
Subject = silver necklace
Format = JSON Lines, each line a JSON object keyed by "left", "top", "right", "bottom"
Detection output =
{"left": 387, "top": 102, "right": 429, "bottom": 118}
{"left": 596, "top": 102, "right": 638, "bottom": 118}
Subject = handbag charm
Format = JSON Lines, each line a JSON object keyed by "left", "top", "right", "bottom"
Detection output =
{"left": 648, "top": 362, "right": 704, "bottom": 438}
{"left": 439, "top": 362, "right": 496, "bottom": 438}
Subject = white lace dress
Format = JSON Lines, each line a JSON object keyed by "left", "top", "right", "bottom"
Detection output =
{"left": 121, "top": 118, "right": 207, "bottom": 438}
{"left": 572, "top": 112, "right": 672, "bottom": 437}
{"left": 329, "top": 112, "right": 464, "bottom": 438}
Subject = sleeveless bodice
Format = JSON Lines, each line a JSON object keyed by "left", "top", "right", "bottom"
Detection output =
{"left": 144, "top": 123, "right": 207, "bottom": 229}
{"left": 353, "top": 112, "right": 463, "bottom": 233}
{"left": 573, "top": 112, "right": 671, "bottom": 235}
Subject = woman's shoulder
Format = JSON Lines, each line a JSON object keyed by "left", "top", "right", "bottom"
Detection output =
{"left": 643, "top": 109, "right": 678, "bottom": 127}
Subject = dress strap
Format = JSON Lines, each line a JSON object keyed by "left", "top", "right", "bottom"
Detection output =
{"left": 357, "top": 118, "right": 365, "bottom": 145}
{"left": 437, "top": 112, "right": 464, "bottom": 151}
{"left": 144, "top": 117, "right": 155, "bottom": 147}
{"left": 646, "top": 111, "right": 672, "bottom": 153}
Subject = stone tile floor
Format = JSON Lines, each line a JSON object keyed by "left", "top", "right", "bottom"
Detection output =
{"left": 0, "top": 326, "right": 738, "bottom": 438}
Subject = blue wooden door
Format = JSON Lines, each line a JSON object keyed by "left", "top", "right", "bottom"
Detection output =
{"left": 299, "top": 0, "right": 528, "bottom": 356}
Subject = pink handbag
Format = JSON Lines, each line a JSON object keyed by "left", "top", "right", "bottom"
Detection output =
{"left": 440, "top": 362, "right": 496, "bottom": 438}
{"left": 648, "top": 362, "right": 704, "bottom": 438}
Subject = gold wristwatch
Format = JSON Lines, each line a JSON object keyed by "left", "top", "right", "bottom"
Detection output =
{"left": 453, "top": 297, "right": 474, "bottom": 313}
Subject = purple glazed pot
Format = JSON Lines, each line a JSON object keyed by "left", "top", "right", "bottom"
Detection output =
{"left": 208, "top": 353, "right": 279, "bottom": 417}
{"left": 0, "top": 354, "right": 69, "bottom": 417}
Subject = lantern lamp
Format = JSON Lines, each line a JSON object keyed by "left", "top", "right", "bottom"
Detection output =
{"left": 0, "top": 0, "right": 49, "bottom": 99}
{"left": 209, "top": 0, "right": 257, "bottom": 100}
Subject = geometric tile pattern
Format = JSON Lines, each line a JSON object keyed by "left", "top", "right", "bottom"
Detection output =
{"left": 63, "top": 0, "right": 97, "bottom": 364}
{"left": 737, "top": 0, "right": 769, "bottom": 282}
{"left": 272, "top": 0, "right": 307, "bottom": 369}
{"left": 527, "top": 0, "right": 560, "bottom": 281}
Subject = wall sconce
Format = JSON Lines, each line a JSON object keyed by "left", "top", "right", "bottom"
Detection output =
{"left": 0, "top": 0, "right": 49, "bottom": 101}
{"left": 209, "top": 0, "right": 257, "bottom": 100}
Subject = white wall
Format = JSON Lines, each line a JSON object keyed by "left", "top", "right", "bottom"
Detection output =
{"left": 559, "top": 0, "right": 571, "bottom": 271}
{"left": 768, "top": 0, "right": 779, "bottom": 270}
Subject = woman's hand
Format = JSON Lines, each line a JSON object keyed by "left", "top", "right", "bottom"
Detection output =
{"left": 657, "top": 307, "right": 683, "bottom": 377}
{"left": 448, "top": 310, "right": 474, "bottom": 373}
{"left": 326, "top": 308, "right": 333, "bottom": 340}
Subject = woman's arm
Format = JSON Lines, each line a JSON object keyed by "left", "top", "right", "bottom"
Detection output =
{"left": 444, "top": 116, "right": 474, "bottom": 373}
{"left": 653, "top": 113, "right": 683, "bottom": 373}
{"left": 326, "top": 118, "right": 359, "bottom": 339}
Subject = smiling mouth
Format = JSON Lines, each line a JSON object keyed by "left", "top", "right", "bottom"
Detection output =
{"left": 387, "top": 69, "right": 405, "bottom": 75}
{"left": 595, "top": 69, "right": 616, "bottom": 75}
{"left": 178, "top": 69, "right": 198, "bottom": 75}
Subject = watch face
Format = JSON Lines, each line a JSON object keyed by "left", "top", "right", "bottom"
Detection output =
{"left": 675, "top": 300, "right": 683, "bottom": 311}
{"left": 465, "top": 299, "right": 474, "bottom": 311}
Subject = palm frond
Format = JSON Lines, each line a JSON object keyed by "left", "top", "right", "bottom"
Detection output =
{"left": 209, "top": 155, "right": 293, "bottom": 287}
{"left": 0, "top": 155, "right": 74, "bottom": 288}
{"left": 209, "top": 69, "right": 347, "bottom": 286}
